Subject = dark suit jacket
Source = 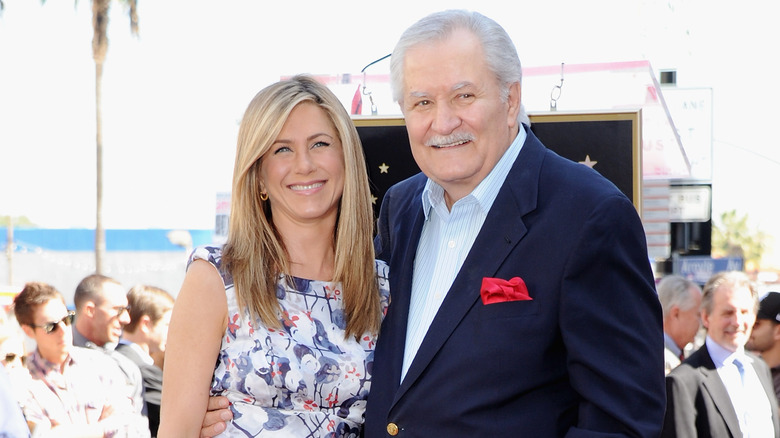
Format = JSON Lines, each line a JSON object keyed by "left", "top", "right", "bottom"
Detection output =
{"left": 364, "top": 127, "right": 665, "bottom": 437}
{"left": 117, "top": 342, "right": 162, "bottom": 437}
{"left": 662, "top": 344, "right": 780, "bottom": 438}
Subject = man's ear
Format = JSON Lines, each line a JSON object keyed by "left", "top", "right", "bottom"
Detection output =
{"left": 506, "top": 81, "right": 522, "bottom": 128}
{"left": 83, "top": 301, "right": 97, "bottom": 318}
{"left": 773, "top": 322, "right": 780, "bottom": 341}
{"left": 139, "top": 315, "right": 153, "bottom": 334}
{"left": 21, "top": 324, "right": 35, "bottom": 339}
{"left": 700, "top": 309, "right": 710, "bottom": 329}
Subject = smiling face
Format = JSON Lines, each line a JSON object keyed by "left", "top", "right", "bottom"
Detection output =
{"left": 400, "top": 28, "right": 521, "bottom": 207}
{"left": 702, "top": 284, "right": 757, "bottom": 352}
{"left": 259, "top": 101, "right": 345, "bottom": 230}
{"left": 91, "top": 281, "right": 131, "bottom": 346}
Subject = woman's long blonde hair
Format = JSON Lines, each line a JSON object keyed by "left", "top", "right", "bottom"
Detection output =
{"left": 222, "top": 75, "right": 380, "bottom": 338}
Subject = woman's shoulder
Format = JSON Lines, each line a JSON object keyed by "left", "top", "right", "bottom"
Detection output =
{"left": 188, "top": 245, "right": 224, "bottom": 269}
{"left": 188, "top": 245, "right": 233, "bottom": 287}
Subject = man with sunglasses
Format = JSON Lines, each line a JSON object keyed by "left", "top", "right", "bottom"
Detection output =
{"left": 72, "top": 274, "right": 146, "bottom": 420}
{"left": 12, "top": 281, "right": 150, "bottom": 437}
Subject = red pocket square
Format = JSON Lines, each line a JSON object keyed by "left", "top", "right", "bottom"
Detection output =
{"left": 480, "top": 277, "right": 532, "bottom": 305}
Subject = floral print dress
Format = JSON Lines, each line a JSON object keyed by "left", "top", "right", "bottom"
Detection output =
{"left": 190, "top": 246, "right": 390, "bottom": 437}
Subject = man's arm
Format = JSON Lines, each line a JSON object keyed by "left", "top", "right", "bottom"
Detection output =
{"left": 373, "top": 182, "right": 394, "bottom": 261}
{"left": 660, "top": 372, "right": 696, "bottom": 437}
{"left": 95, "top": 351, "right": 151, "bottom": 438}
{"left": 560, "top": 194, "right": 665, "bottom": 437}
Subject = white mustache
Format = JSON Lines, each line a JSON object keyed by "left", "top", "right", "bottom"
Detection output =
{"left": 425, "top": 132, "right": 475, "bottom": 148}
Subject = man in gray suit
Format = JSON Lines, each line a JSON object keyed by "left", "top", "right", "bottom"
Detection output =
{"left": 663, "top": 271, "right": 780, "bottom": 437}
{"left": 658, "top": 275, "right": 702, "bottom": 374}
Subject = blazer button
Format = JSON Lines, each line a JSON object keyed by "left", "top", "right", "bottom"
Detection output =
{"left": 386, "top": 423, "right": 399, "bottom": 436}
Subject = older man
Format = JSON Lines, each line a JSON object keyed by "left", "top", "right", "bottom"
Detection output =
{"left": 662, "top": 271, "right": 779, "bottom": 437}
{"left": 658, "top": 274, "right": 703, "bottom": 374}
{"left": 361, "top": 10, "right": 664, "bottom": 437}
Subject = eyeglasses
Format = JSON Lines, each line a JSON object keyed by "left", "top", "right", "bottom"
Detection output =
{"left": 107, "top": 305, "right": 131, "bottom": 317}
{"left": 32, "top": 311, "right": 76, "bottom": 334}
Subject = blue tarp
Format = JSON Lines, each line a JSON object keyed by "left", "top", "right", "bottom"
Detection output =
{"left": 1, "top": 228, "right": 214, "bottom": 252}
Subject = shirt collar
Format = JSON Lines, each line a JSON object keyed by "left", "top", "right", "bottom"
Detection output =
{"left": 421, "top": 126, "right": 527, "bottom": 219}
{"left": 28, "top": 348, "right": 75, "bottom": 375}
{"left": 73, "top": 326, "right": 116, "bottom": 352}
{"left": 663, "top": 332, "right": 682, "bottom": 357}
{"left": 705, "top": 335, "right": 752, "bottom": 368}
{"left": 123, "top": 341, "right": 154, "bottom": 366}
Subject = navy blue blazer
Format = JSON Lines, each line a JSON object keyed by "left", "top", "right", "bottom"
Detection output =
{"left": 364, "top": 127, "right": 665, "bottom": 437}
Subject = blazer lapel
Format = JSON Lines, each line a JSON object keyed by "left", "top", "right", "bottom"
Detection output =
{"left": 380, "top": 178, "right": 428, "bottom": 403}
{"left": 750, "top": 353, "right": 780, "bottom": 436}
{"left": 394, "top": 128, "right": 545, "bottom": 401}
{"left": 697, "top": 347, "right": 743, "bottom": 437}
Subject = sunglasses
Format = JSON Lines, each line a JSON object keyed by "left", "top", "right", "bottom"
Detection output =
{"left": 101, "top": 304, "right": 131, "bottom": 318}
{"left": 33, "top": 311, "right": 76, "bottom": 334}
{"left": 3, "top": 353, "right": 26, "bottom": 366}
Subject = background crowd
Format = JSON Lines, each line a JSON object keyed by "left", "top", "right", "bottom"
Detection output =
{"left": 4, "top": 270, "right": 778, "bottom": 437}
{"left": 0, "top": 275, "right": 173, "bottom": 437}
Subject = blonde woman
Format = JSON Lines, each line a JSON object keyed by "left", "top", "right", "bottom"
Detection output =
{"left": 159, "top": 75, "right": 389, "bottom": 437}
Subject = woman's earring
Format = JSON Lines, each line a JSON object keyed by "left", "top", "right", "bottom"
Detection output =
{"left": 260, "top": 191, "right": 269, "bottom": 201}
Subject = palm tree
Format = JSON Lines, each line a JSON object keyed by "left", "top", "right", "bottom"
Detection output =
{"left": 712, "top": 209, "right": 768, "bottom": 271}
{"left": 44, "top": 0, "right": 139, "bottom": 273}
{"left": 91, "top": 0, "right": 139, "bottom": 273}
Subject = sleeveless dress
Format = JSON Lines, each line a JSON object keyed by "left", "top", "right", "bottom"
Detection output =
{"left": 190, "top": 246, "right": 390, "bottom": 437}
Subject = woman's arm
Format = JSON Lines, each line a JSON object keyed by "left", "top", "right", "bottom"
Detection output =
{"left": 158, "top": 260, "right": 228, "bottom": 438}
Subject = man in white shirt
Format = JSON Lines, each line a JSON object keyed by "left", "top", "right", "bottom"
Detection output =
{"left": 663, "top": 270, "right": 779, "bottom": 437}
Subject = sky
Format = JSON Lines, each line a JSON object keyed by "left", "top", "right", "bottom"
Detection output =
{"left": 2, "top": 0, "right": 780, "bottom": 263}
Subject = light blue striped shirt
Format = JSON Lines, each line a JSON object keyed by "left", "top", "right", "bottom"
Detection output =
{"left": 401, "top": 127, "right": 527, "bottom": 381}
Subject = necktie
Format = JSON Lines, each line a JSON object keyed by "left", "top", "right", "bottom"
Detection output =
{"left": 679, "top": 350, "right": 685, "bottom": 361}
{"left": 732, "top": 358, "right": 750, "bottom": 437}
{"left": 733, "top": 357, "right": 745, "bottom": 385}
